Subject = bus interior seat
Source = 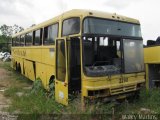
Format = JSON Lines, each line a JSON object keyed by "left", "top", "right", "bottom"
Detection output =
{"left": 83, "top": 40, "right": 94, "bottom": 66}
{"left": 98, "top": 46, "right": 117, "bottom": 64}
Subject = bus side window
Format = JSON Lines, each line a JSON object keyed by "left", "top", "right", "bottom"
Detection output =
{"left": 15, "top": 37, "right": 20, "bottom": 46}
{"left": 43, "top": 23, "right": 58, "bottom": 45}
{"left": 62, "top": 17, "right": 80, "bottom": 36}
{"left": 56, "top": 39, "right": 66, "bottom": 82}
{"left": 12, "top": 38, "right": 15, "bottom": 46}
{"left": 20, "top": 35, "right": 25, "bottom": 46}
{"left": 33, "top": 29, "right": 43, "bottom": 46}
{"left": 25, "top": 32, "right": 33, "bottom": 46}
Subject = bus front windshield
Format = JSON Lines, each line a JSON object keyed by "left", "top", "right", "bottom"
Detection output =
{"left": 83, "top": 18, "right": 142, "bottom": 38}
{"left": 82, "top": 18, "right": 144, "bottom": 76}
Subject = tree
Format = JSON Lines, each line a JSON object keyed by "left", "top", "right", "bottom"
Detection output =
{"left": 0, "top": 24, "right": 12, "bottom": 36}
{"left": 0, "top": 24, "right": 24, "bottom": 37}
{"left": 12, "top": 24, "right": 24, "bottom": 34}
{"left": 0, "top": 24, "right": 24, "bottom": 52}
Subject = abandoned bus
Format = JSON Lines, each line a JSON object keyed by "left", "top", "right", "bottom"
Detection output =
{"left": 144, "top": 39, "right": 160, "bottom": 89}
{"left": 11, "top": 9, "right": 145, "bottom": 106}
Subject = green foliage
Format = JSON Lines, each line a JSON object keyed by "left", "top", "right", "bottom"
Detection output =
{"left": 0, "top": 24, "right": 24, "bottom": 52}
{"left": 2, "top": 62, "right": 160, "bottom": 119}
{"left": 0, "top": 61, "right": 11, "bottom": 70}
{"left": 0, "top": 24, "right": 24, "bottom": 37}
{"left": 48, "top": 80, "right": 55, "bottom": 98}
{"left": 5, "top": 79, "right": 63, "bottom": 115}
{"left": 138, "top": 88, "right": 160, "bottom": 112}
{"left": 0, "top": 35, "right": 9, "bottom": 43}
{"left": 4, "top": 87, "right": 24, "bottom": 98}
{"left": 4, "top": 79, "right": 160, "bottom": 119}
{"left": 31, "top": 79, "right": 44, "bottom": 95}
{"left": 0, "top": 36, "right": 11, "bottom": 52}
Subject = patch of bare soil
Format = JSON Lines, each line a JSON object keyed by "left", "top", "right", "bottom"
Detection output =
{"left": 0, "top": 62, "right": 17, "bottom": 119}
{"left": 0, "top": 67, "right": 11, "bottom": 104}
{"left": 0, "top": 68, "right": 8, "bottom": 79}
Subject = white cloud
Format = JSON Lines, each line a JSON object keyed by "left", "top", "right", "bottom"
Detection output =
{"left": 114, "top": 0, "right": 160, "bottom": 44}
{"left": 104, "top": 0, "right": 142, "bottom": 10}
{"left": 0, "top": 0, "right": 35, "bottom": 27}
{"left": 0, "top": 0, "right": 160, "bottom": 44}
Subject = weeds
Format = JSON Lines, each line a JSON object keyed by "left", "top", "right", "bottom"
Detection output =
{"left": 4, "top": 81, "right": 160, "bottom": 119}
{"left": 138, "top": 88, "right": 160, "bottom": 112}
{"left": 5, "top": 79, "right": 63, "bottom": 115}
{"left": 0, "top": 61, "right": 12, "bottom": 71}
{"left": 2, "top": 62, "right": 160, "bottom": 119}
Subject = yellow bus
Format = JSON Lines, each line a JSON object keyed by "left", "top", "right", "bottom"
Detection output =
{"left": 11, "top": 9, "right": 145, "bottom": 106}
{"left": 144, "top": 39, "right": 160, "bottom": 89}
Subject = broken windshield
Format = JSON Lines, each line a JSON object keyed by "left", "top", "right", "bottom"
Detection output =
{"left": 83, "top": 37, "right": 122, "bottom": 76}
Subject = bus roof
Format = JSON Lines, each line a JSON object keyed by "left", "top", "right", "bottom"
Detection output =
{"left": 12, "top": 9, "right": 140, "bottom": 37}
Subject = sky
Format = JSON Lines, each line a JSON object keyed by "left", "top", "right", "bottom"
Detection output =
{"left": 0, "top": 0, "right": 160, "bottom": 44}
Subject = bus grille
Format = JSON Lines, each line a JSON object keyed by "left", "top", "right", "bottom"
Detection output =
{"left": 110, "top": 85, "right": 136, "bottom": 95}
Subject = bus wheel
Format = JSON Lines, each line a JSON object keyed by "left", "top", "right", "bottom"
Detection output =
{"left": 49, "top": 76, "right": 55, "bottom": 97}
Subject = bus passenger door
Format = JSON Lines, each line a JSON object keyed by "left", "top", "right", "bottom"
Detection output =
{"left": 55, "top": 38, "right": 69, "bottom": 105}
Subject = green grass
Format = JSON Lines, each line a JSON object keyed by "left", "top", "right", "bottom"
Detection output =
{"left": 138, "top": 88, "right": 160, "bottom": 112}
{"left": 1, "top": 61, "right": 160, "bottom": 119}
{"left": 0, "top": 61, "right": 32, "bottom": 87}
{"left": 0, "top": 61, "right": 12, "bottom": 71}
{"left": 4, "top": 82, "right": 160, "bottom": 119}
{"left": 4, "top": 79, "right": 63, "bottom": 113}
{"left": 6, "top": 86, "right": 160, "bottom": 119}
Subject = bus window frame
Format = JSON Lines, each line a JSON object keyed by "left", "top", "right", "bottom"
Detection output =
{"left": 82, "top": 16, "right": 142, "bottom": 38}
{"left": 81, "top": 34, "right": 144, "bottom": 77}
{"left": 15, "top": 36, "right": 20, "bottom": 47}
{"left": 33, "top": 28, "right": 43, "bottom": 46}
{"left": 56, "top": 38, "right": 67, "bottom": 82}
{"left": 25, "top": 32, "right": 33, "bottom": 46}
{"left": 20, "top": 35, "right": 25, "bottom": 46}
{"left": 62, "top": 17, "right": 80, "bottom": 37}
{"left": 12, "top": 38, "right": 15, "bottom": 47}
{"left": 43, "top": 23, "right": 59, "bottom": 46}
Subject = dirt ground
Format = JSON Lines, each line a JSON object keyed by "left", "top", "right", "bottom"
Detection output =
{"left": 0, "top": 61, "right": 17, "bottom": 119}
{"left": 0, "top": 68, "right": 11, "bottom": 111}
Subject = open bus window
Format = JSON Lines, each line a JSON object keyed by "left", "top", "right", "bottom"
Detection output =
{"left": 83, "top": 37, "right": 122, "bottom": 76}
